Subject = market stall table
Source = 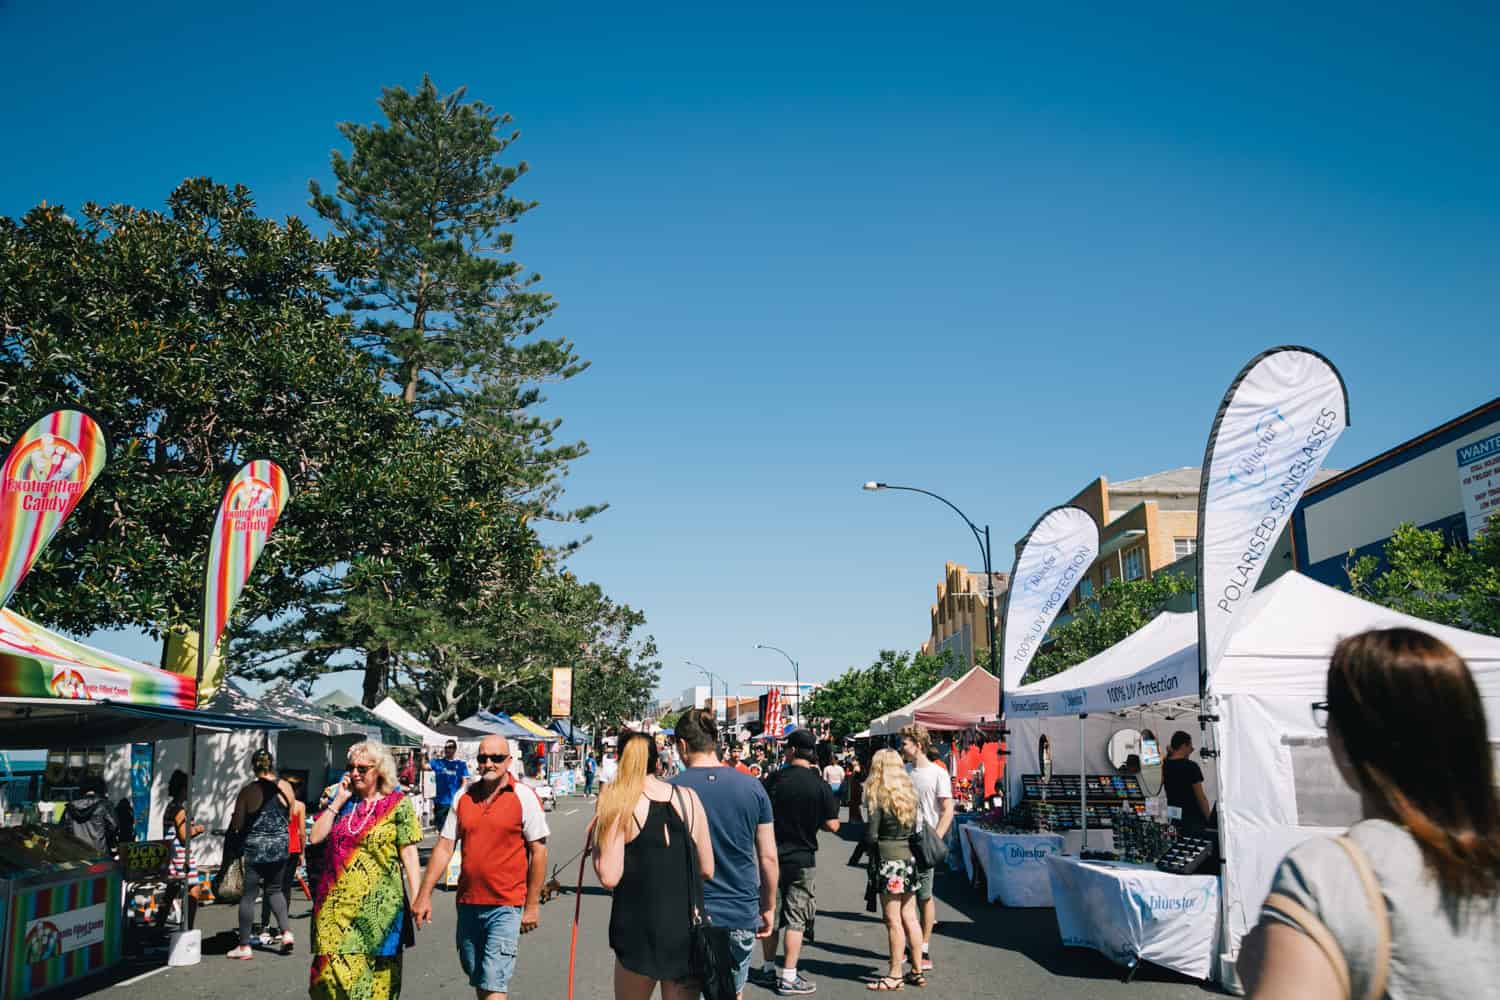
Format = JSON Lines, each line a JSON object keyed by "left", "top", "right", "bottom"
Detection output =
{"left": 961, "top": 827, "right": 1066, "bottom": 907}
{"left": 1045, "top": 855, "right": 1218, "bottom": 982}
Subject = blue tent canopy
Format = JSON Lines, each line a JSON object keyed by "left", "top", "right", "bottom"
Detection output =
{"left": 549, "top": 720, "right": 591, "bottom": 744}
{"left": 460, "top": 710, "right": 536, "bottom": 742}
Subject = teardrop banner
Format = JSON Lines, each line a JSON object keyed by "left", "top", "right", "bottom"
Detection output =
{"left": 0, "top": 409, "right": 109, "bottom": 610}
{"left": 1196, "top": 347, "right": 1349, "bottom": 690}
{"left": 999, "top": 505, "right": 1101, "bottom": 709}
{"left": 198, "top": 459, "right": 291, "bottom": 702}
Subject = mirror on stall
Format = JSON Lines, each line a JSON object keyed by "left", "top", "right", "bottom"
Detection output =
{"left": 1138, "top": 728, "right": 1163, "bottom": 796}
{"left": 1039, "top": 734, "right": 1052, "bottom": 800}
{"left": 1107, "top": 728, "right": 1142, "bottom": 772}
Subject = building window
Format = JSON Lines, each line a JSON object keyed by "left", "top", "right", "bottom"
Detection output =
{"left": 1123, "top": 547, "right": 1145, "bottom": 581}
{"left": 1102, "top": 563, "right": 1115, "bottom": 586}
{"left": 1079, "top": 578, "right": 1094, "bottom": 601}
{"left": 1174, "top": 537, "right": 1197, "bottom": 559}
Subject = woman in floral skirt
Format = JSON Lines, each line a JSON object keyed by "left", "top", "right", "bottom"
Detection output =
{"left": 860, "top": 749, "right": 927, "bottom": 990}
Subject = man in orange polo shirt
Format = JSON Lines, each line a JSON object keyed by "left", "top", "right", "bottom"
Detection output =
{"left": 413, "top": 734, "right": 549, "bottom": 1000}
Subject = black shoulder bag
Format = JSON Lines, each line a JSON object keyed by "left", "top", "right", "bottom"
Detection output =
{"left": 674, "top": 788, "right": 736, "bottom": 1000}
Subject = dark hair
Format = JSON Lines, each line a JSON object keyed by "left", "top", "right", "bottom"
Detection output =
{"left": 925, "top": 747, "right": 943, "bottom": 763}
{"left": 1328, "top": 627, "right": 1500, "bottom": 897}
{"left": 1169, "top": 731, "right": 1193, "bottom": 751}
{"left": 251, "top": 748, "right": 275, "bottom": 773}
{"left": 676, "top": 708, "right": 719, "bottom": 755}
{"left": 168, "top": 769, "right": 189, "bottom": 800}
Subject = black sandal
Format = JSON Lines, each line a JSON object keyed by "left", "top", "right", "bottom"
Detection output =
{"left": 903, "top": 971, "right": 928, "bottom": 988}
{"left": 867, "top": 976, "right": 903, "bottom": 991}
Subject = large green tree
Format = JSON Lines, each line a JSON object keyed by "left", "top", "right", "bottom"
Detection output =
{"left": 0, "top": 181, "right": 402, "bottom": 637}
{"left": 1345, "top": 515, "right": 1500, "bottom": 636}
{"left": 802, "top": 649, "right": 956, "bottom": 742}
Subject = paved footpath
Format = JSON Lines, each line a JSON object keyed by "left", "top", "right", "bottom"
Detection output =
{"left": 59, "top": 799, "right": 1219, "bottom": 999}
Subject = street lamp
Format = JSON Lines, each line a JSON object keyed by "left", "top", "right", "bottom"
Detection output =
{"left": 684, "top": 659, "right": 727, "bottom": 733}
{"left": 863, "top": 481, "right": 1005, "bottom": 730}
{"left": 753, "top": 643, "right": 801, "bottom": 732}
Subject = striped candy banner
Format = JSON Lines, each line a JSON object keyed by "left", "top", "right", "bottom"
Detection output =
{"left": 2, "top": 866, "right": 121, "bottom": 1000}
{"left": 198, "top": 459, "right": 290, "bottom": 701}
{"left": 0, "top": 410, "right": 108, "bottom": 610}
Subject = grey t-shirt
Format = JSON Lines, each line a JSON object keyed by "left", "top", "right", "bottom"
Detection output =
{"left": 1262, "top": 818, "right": 1500, "bottom": 999}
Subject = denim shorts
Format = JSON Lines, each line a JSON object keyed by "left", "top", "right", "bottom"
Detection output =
{"left": 728, "top": 928, "right": 757, "bottom": 993}
{"left": 456, "top": 903, "right": 521, "bottom": 993}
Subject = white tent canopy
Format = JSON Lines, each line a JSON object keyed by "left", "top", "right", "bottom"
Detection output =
{"left": 1007, "top": 609, "right": 1198, "bottom": 719}
{"left": 373, "top": 696, "right": 450, "bottom": 748}
{"left": 868, "top": 677, "right": 953, "bottom": 736}
{"left": 1006, "top": 571, "right": 1500, "bottom": 989}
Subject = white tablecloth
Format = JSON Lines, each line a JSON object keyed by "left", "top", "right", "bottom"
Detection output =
{"left": 962, "top": 827, "right": 1066, "bottom": 906}
{"left": 1045, "top": 856, "right": 1219, "bottom": 980}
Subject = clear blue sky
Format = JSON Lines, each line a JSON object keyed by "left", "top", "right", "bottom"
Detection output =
{"left": 3, "top": 2, "right": 1496, "bottom": 704}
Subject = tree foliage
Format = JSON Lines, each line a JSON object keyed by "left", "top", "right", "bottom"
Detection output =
{"left": 1023, "top": 572, "right": 1196, "bottom": 683}
{"left": 1, "top": 78, "right": 662, "bottom": 725}
{"left": 802, "top": 649, "right": 956, "bottom": 742}
{"left": 1345, "top": 515, "right": 1500, "bottom": 637}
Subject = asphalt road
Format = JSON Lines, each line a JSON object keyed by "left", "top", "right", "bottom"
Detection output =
{"left": 65, "top": 797, "right": 1220, "bottom": 998}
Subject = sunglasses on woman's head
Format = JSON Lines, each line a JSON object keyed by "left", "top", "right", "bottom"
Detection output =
{"left": 476, "top": 753, "right": 510, "bottom": 764}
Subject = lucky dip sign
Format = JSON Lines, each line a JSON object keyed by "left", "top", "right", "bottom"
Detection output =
{"left": 0, "top": 410, "right": 109, "bottom": 610}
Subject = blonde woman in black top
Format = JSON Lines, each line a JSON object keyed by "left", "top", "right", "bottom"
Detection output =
{"left": 861, "top": 749, "right": 926, "bottom": 990}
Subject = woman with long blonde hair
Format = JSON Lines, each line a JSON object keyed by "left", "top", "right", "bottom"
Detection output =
{"left": 861, "top": 749, "right": 926, "bottom": 990}
{"left": 593, "top": 732, "right": 714, "bottom": 1000}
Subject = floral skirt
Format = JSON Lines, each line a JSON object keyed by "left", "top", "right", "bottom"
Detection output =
{"left": 872, "top": 857, "right": 919, "bottom": 896}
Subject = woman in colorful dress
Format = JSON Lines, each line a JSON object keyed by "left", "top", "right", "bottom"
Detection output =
{"left": 861, "top": 749, "right": 927, "bottom": 990}
{"left": 307, "top": 740, "right": 422, "bottom": 1000}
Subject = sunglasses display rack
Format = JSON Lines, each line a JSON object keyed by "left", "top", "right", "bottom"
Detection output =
{"left": 1114, "top": 810, "right": 1175, "bottom": 865}
{"left": 1155, "top": 834, "right": 1217, "bottom": 876}
{"left": 1018, "top": 774, "right": 1147, "bottom": 830}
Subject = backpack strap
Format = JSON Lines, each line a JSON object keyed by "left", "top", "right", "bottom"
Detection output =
{"left": 1334, "top": 836, "right": 1390, "bottom": 1000}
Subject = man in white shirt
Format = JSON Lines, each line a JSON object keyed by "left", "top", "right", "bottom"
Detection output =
{"left": 900, "top": 724, "right": 953, "bottom": 973}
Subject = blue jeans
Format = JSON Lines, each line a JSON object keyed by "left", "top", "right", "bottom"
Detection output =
{"left": 728, "top": 927, "right": 757, "bottom": 993}
{"left": 457, "top": 904, "right": 521, "bottom": 994}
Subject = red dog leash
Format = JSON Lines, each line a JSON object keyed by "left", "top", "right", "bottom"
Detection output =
{"left": 567, "top": 818, "right": 597, "bottom": 1000}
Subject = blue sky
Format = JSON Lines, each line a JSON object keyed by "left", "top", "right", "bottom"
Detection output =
{"left": 3, "top": 2, "right": 1496, "bottom": 704}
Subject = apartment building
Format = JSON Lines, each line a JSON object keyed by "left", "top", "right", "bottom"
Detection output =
{"left": 920, "top": 561, "right": 1009, "bottom": 671}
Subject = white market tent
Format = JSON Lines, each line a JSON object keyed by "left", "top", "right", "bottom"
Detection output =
{"left": 372, "top": 696, "right": 460, "bottom": 750}
{"left": 868, "top": 677, "right": 953, "bottom": 736}
{"left": 1005, "top": 571, "right": 1500, "bottom": 989}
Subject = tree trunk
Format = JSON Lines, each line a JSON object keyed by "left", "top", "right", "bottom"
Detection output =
{"left": 363, "top": 646, "right": 389, "bottom": 707}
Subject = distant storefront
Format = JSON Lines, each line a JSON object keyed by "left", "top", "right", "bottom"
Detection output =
{"left": 1291, "top": 397, "right": 1500, "bottom": 587}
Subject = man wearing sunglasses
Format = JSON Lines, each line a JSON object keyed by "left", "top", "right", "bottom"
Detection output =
{"left": 413, "top": 735, "right": 549, "bottom": 1000}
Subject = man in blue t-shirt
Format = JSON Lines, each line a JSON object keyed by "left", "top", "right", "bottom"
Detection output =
{"left": 429, "top": 739, "right": 470, "bottom": 831}
{"left": 671, "top": 708, "right": 777, "bottom": 1000}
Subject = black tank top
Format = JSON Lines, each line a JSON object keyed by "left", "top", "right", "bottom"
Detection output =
{"left": 608, "top": 795, "right": 694, "bottom": 982}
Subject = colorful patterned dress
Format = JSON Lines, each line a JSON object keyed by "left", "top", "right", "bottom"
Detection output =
{"left": 309, "top": 790, "right": 421, "bottom": 1000}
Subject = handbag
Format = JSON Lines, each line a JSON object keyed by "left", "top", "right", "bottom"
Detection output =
{"left": 399, "top": 868, "right": 417, "bottom": 950}
{"left": 214, "top": 855, "right": 246, "bottom": 904}
{"left": 674, "top": 789, "right": 736, "bottom": 1000}
{"left": 909, "top": 812, "right": 948, "bottom": 869}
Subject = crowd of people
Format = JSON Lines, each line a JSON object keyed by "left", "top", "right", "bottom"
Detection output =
{"left": 171, "top": 625, "right": 1500, "bottom": 1000}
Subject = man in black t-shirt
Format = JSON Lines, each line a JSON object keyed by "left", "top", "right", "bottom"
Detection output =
{"left": 1163, "top": 730, "right": 1212, "bottom": 834}
{"left": 755, "top": 729, "right": 840, "bottom": 996}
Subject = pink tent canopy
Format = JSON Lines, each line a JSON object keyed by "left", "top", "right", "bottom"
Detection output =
{"left": 912, "top": 666, "right": 999, "bottom": 730}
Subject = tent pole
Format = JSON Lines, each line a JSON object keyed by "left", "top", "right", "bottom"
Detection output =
{"left": 183, "top": 725, "right": 197, "bottom": 931}
{"left": 1079, "top": 713, "right": 1087, "bottom": 852}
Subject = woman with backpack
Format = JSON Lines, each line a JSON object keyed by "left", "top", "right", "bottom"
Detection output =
{"left": 226, "top": 749, "right": 297, "bottom": 959}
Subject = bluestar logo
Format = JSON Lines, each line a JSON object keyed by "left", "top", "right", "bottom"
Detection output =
{"left": 1002, "top": 844, "right": 1056, "bottom": 867}
{"left": 1225, "top": 408, "right": 1292, "bottom": 489}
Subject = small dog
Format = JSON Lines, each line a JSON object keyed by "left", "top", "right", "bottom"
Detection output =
{"left": 539, "top": 877, "right": 564, "bottom": 904}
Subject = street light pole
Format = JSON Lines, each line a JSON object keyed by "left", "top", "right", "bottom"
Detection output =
{"left": 753, "top": 643, "right": 801, "bottom": 731}
{"left": 862, "top": 481, "right": 1004, "bottom": 729}
{"left": 685, "top": 659, "right": 726, "bottom": 736}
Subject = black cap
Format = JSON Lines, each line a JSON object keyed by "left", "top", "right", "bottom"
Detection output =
{"left": 786, "top": 728, "right": 817, "bottom": 751}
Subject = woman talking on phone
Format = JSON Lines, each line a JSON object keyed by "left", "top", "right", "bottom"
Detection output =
{"left": 307, "top": 741, "right": 423, "bottom": 1000}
